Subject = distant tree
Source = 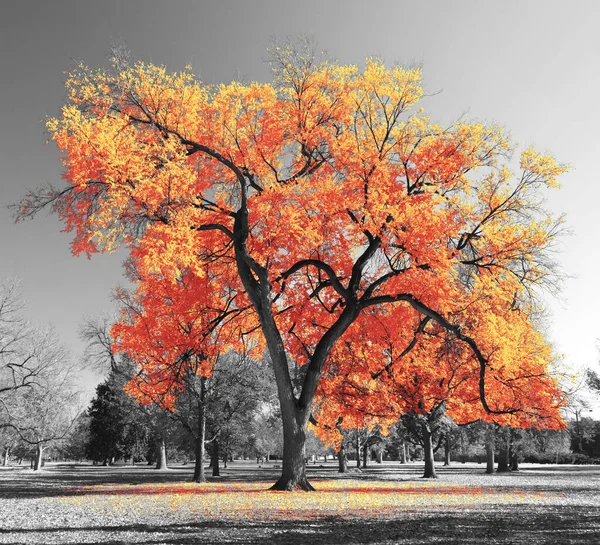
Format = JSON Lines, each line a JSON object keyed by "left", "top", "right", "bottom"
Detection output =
{"left": 86, "top": 370, "right": 149, "bottom": 465}
{"left": 2, "top": 330, "right": 81, "bottom": 470}
{"left": 62, "top": 413, "right": 91, "bottom": 462}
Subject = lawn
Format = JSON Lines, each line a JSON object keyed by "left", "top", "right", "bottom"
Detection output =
{"left": 0, "top": 461, "right": 598, "bottom": 544}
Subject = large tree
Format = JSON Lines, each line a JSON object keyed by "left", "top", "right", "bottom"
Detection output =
{"left": 15, "top": 44, "right": 567, "bottom": 490}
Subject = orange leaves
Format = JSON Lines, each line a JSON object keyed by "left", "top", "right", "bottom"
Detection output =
{"left": 34, "top": 50, "right": 569, "bottom": 440}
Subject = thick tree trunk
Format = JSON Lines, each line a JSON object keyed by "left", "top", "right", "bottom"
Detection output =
{"left": 338, "top": 444, "right": 348, "bottom": 473}
{"left": 193, "top": 378, "right": 207, "bottom": 483}
{"left": 155, "top": 437, "right": 168, "bottom": 470}
{"left": 485, "top": 436, "right": 495, "bottom": 474}
{"left": 400, "top": 440, "right": 407, "bottom": 464}
{"left": 269, "top": 419, "right": 312, "bottom": 490}
{"left": 376, "top": 448, "right": 383, "bottom": 464}
{"left": 421, "top": 423, "right": 437, "bottom": 479}
{"left": 211, "top": 439, "right": 220, "bottom": 477}
{"left": 3, "top": 446, "right": 9, "bottom": 466}
{"left": 443, "top": 436, "right": 451, "bottom": 466}
{"left": 362, "top": 442, "right": 369, "bottom": 468}
{"left": 497, "top": 442, "right": 510, "bottom": 473}
{"left": 33, "top": 445, "right": 43, "bottom": 471}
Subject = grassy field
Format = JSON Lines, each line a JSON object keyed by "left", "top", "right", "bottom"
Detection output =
{"left": 1, "top": 461, "right": 599, "bottom": 544}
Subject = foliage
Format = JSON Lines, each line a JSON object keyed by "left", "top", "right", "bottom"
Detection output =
{"left": 15, "top": 43, "right": 568, "bottom": 487}
{"left": 86, "top": 370, "right": 150, "bottom": 464}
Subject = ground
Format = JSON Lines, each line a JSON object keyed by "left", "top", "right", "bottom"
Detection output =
{"left": 0, "top": 460, "right": 598, "bottom": 544}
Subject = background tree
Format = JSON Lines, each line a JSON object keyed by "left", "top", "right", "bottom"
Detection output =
{"left": 86, "top": 367, "right": 151, "bottom": 465}
{"left": 2, "top": 330, "right": 81, "bottom": 470}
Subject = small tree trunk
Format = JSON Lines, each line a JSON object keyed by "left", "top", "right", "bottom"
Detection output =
{"left": 485, "top": 436, "right": 495, "bottom": 474}
{"left": 212, "top": 439, "right": 220, "bottom": 477}
{"left": 338, "top": 444, "right": 348, "bottom": 473}
{"left": 33, "top": 445, "right": 43, "bottom": 471}
{"left": 421, "top": 423, "right": 437, "bottom": 479}
{"left": 510, "top": 448, "right": 519, "bottom": 471}
{"left": 193, "top": 377, "right": 207, "bottom": 483}
{"left": 222, "top": 448, "right": 228, "bottom": 469}
{"left": 400, "top": 440, "right": 407, "bottom": 464}
{"left": 3, "top": 446, "right": 9, "bottom": 466}
{"left": 355, "top": 435, "right": 361, "bottom": 468}
{"left": 155, "top": 437, "right": 168, "bottom": 470}
{"left": 443, "top": 436, "right": 451, "bottom": 466}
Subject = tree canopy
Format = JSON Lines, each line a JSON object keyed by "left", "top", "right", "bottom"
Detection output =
{"left": 15, "top": 44, "right": 567, "bottom": 489}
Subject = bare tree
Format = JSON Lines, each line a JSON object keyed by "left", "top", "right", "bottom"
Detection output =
{"left": 1, "top": 327, "right": 82, "bottom": 470}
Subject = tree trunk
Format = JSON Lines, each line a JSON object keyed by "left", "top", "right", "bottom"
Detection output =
{"left": 400, "top": 439, "right": 407, "bottom": 464}
{"left": 355, "top": 435, "right": 361, "bottom": 468}
{"left": 338, "top": 444, "right": 348, "bottom": 473}
{"left": 269, "top": 419, "right": 312, "bottom": 491}
{"left": 33, "top": 445, "right": 43, "bottom": 471}
{"left": 485, "top": 435, "right": 495, "bottom": 474}
{"left": 362, "top": 442, "right": 369, "bottom": 468}
{"left": 497, "top": 442, "right": 510, "bottom": 473}
{"left": 510, "top": 448, "right": 519, "bottom": 471}
{"left": 2, "top": 446, "right": 9, "bottom": 466}
{"left": 421, "top": 423, "right": 437, "bottom": 479}
{"left": 211, "top": 439, "right": 220, "bottom": 477}
{"left": 443, "top": 435, "right": 451, "bottom": 466}
{"left": 155, "top": 437, "right": 168, "bottom": 470}
{"left": 193, "top": 377, "right": 207, "bottom": 483}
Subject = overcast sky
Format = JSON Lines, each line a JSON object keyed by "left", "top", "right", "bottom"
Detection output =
{"left": 1, "top": 0, "right": 599, "bottom": 395}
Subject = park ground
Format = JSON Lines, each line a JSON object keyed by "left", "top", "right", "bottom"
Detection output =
{"left": 1, "top": 461, "right": 599, "bottom": 544}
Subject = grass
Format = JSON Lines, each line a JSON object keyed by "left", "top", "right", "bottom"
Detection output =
{"left": 1, "top": 461, "right": 599, "bottom": 544}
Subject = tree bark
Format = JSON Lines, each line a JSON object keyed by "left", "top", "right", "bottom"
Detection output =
{"left": 2, "top": 446, "right": 9, "bottom": 466}
{"left": 211, "top": 439, "right": 220, "bottom": 477}
{"left": 193, "top": 377, "right": 207, "bottom": 483}
{"left": 497, "top": 441, "right": 510, "bottom": 473}
{"left": 355, "top": 435, "right": 361, "bottom": 469}
{"left": 155, "top": 437, "right": 168, "bottom": 470}
{"left": 362, "top": 442, "right": 369, "bottom": 468}
{"left": 338, "top": 444, "right": 348, "bottom": 473}
{"left": 510, "top": 448, "right": 519, "bottom": 471}
{"left": 485, "top": 433, "right": 495, "bottom": 474}
{"left": 269, "top": 418, "right": 312, "bottom": 490}
{"left": 400, "top": 439, "right": 407, "bottom": 464}
{"left": 421, "top": 423, "right": 437, "bottom": 478}
{"left": 443, "top": 435, "right": 451, "bottom": 466}
{"left": 33, "top": 445, "right": 43, "bottom": 471}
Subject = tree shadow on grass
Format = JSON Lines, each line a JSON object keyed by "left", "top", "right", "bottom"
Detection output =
{"left": 0, "top": 506, "right": 598, "bottom": 544}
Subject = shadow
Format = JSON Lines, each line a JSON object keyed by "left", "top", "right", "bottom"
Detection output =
{"left": 0, "top": 506, "right": 598, "bottom": 544}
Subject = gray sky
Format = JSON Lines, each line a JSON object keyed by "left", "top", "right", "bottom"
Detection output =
{"left": 1, "top": 0, "right": 599, "bottom": 394}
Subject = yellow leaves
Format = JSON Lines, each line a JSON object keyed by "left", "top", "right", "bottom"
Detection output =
{"left": 42, "top": 50, "right": 568, "bottom": 434}
{"left": 520, "top": 147, "right": 569, "bottom": 188}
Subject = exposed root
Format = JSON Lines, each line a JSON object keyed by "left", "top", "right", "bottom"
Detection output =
{"left": 269, "top": 477, "right": 315, "bottom": 491}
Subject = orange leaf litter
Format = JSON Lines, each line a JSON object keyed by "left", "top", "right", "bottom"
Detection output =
{"left": 61, "top": 480, "right": 547, "bottom": 521}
